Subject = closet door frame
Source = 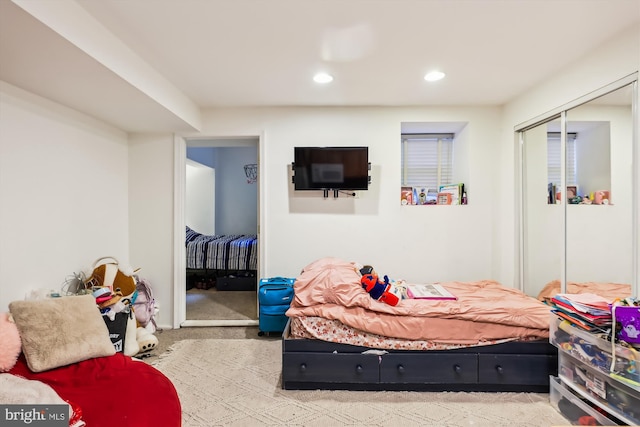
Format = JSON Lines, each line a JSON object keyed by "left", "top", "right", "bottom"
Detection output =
{"left": 515, "top": 72, "right": 639, "bottom": 296}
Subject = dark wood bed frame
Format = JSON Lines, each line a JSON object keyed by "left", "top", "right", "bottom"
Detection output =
{"left": 281, "top": 321, "right": 558, "bottom": 392}
{"left": 186, "top": 268, "right": 256, "bottom": 291}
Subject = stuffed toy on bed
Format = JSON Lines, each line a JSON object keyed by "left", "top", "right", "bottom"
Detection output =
{"left": 360, "top": 272, "right": 403, "bottom": 306}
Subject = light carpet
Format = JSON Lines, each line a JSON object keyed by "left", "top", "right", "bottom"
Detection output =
{"left": 152, "top": 339, "right": 569, "bottom": 427}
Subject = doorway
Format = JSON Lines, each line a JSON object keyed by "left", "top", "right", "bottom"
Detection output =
{"left": 174, "top": 136, "right": 261, "bottom": 327}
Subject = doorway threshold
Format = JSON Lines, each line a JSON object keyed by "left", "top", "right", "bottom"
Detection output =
{"left": 181, "top": 319, "right": 258, "bottom": 327}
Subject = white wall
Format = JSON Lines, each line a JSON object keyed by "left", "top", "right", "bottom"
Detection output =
{"left": 128, "top": 133, "right": 175, "bottom": 328}
{"left": 187, "top": 144, "right": 258, "bottom": 235}
{"left": 191, "top": 106, "right": 502, "bottom": 283}
{"left": 186, "top": 159, "right": 215, "bottom": 235}
{"left": 0, "top": 82, "right": 130, "bottom": 311}
{"left": 214, "top": 147, "right": 258, "bottom": 235}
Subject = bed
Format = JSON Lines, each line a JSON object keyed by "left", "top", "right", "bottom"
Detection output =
{"left": 282, "top": 257, "right": 559, "bottom": 392}
{"left": 185, "top": 226, "right": 257, "bottom": 290}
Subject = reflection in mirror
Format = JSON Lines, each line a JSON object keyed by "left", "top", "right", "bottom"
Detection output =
{"left": 565, "top": 84, "right": 634, "bottom": 286}
{"left": 522, "top": 117, "right": 562, "bottom": 298}
{"left": 546, "top": 117, "right": 615, "bottom": 205}
{"left": 519, "top": 77, "right": 637, "bottom": 301}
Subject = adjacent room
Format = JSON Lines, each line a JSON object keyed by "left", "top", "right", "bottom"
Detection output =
{"left": 184, "top": 140, "right": 258, "bottom": 325}
{"left": 1, "top": 1, "right": 638, "bottom": 426}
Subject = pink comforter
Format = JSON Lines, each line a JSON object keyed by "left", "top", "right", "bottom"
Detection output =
{"left": 536, "top": 280, "right": 631, "bottom": 303}
{"left": 285, "top": 257, "right": 551, "bottom": 344}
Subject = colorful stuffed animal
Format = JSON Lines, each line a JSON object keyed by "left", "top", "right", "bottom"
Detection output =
{"left": 361, "top": 273, "right": 400, "bottom": 306}
{"left": 87, "top": 258, "right": 160, "bottom": 356}
{"left": 84, "top": 257, "right": 138, "bottom": 298}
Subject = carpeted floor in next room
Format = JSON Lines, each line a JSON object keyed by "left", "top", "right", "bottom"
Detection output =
{"left": 185, "top": 288, "right": 257, "bottom": 321}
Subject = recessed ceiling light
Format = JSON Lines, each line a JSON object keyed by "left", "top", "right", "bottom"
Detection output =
{"left": 424, "top": 71, "right": 445, "bottom": 82}
{"left": 313, "top": 73, "right": 334, "bottom": 84}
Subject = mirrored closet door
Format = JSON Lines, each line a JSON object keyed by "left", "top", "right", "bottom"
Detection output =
{"left": 518, "top": 74, "right": 638, "bottom": 298}
{"left": 521, "top": 116, "right": 562, "bottom": 298}
{"left": 565, "top": 85, "right": 635, "bottom": 287}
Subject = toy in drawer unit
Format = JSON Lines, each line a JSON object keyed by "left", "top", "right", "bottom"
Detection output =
{"left": 558, "top": 352, "right": 639, "bottom": 425}
{"left": 550, "top": 376, "right": 621, "bottom": 426}
{"left": 612, "top": 304, "right": 640, "bottom": 344}
{"left": 258, "top": 277, "right": 295, "bottom": 336}
{"left": 550, "top": 315, "right": 639, "bottom": 385}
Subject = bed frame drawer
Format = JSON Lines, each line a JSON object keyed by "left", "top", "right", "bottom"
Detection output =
{"left": 281, "top": 321, "right": 558, "bottom": 391}
{"left": 282, "top": 352, "right": 379, "bottom": 384}
{"left": 380, "top": 353, "right": 477, "bottom": 384}
{"left": 478, "top": 354, "right": 556, "bottom": 385}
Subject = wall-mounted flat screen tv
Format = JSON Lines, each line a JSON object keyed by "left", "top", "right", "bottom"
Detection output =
{"left": 294, "top": 146, "right": 369, "bottom": 190}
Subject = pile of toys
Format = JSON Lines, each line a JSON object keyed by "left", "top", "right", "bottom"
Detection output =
{"left": 67, "top": 257, "right": 159, "bottom": 358}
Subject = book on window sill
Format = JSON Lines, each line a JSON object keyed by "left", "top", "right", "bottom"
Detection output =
{"left": 438, "top": 183, "right": 464, "bottom": 205}
{"left": 406, "top": 283, "right": 457, "bottom": 300}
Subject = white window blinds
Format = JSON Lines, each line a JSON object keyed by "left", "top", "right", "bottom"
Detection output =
{"left": 547, "top": 133, "right": 577, "bottom": 187}
{"left": 401, "top": 134, "right": 454, "bottom": 190}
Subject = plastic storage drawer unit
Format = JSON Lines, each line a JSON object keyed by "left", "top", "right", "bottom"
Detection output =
{"left": 550, "top": 376, "right": 621, "bottom": 426}
{"left": 557, "top": 352, "right": 639, "bottom": 425}
{"left": 550, "top": 316, "right": 639, "bottom": 385}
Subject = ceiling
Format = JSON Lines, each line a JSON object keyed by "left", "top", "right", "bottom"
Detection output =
{"left": 1, "top": 0, "right": 639, "bottom": 133}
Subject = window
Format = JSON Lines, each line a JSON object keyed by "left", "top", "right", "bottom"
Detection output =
{"left": 401, "top": 133, "right": 454, "bottom": 190}
{"left": 547, "top": 132, "right": 577, "bottom": 187}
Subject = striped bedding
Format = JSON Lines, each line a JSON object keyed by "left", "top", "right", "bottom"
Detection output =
{"left": 185, "top": 226, "right": 257, "bottom": 271}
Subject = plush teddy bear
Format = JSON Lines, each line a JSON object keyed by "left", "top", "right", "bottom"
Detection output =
{"left": 84, "top": 257, "right": 138, "bottom": 298}
{"left": 136, "top": 327, "right": 158, "bottom": 354}
{"left": 360, "top": 273, "right": 402, "bottom": 306}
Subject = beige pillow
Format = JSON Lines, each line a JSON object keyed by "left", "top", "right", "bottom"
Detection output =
{"left": 9, "top": 294, "right": 115, "bottom": 372}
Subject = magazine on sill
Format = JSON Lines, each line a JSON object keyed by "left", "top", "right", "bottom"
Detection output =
{"left": 406, "top": 283, "right": 457, "bottom": 300}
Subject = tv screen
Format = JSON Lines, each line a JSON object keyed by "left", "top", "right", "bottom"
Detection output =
{"left": 294, "top": 146, "right": 369, "bottom": 190}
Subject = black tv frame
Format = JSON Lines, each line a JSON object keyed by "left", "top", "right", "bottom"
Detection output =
{"left": 292, "top": 146, "right": 370, "bottom": 197}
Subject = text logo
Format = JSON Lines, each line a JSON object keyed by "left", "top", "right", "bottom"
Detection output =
{"left": 1, "top": 405, "right": 67, "bottom": 426}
